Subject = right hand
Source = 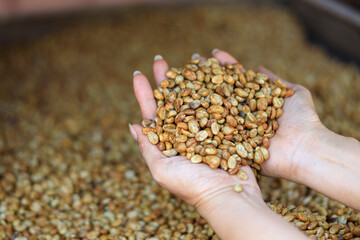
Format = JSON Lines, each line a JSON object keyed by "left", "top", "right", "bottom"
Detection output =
{"left": 215, "top": 50, "right": 360, "bottom": 210}
{"left": 255, "top": 67, "right": 324, "bottom": 180}
{"left": 211, "top": 50, "right": 324, "bottom": 180}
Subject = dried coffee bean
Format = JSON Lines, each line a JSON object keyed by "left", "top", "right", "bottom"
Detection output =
{"left": 143, "top": 56, "right": 293, "bottom": 184}
{"left": 233, "top": 183, "right": 244, "bottom": 193}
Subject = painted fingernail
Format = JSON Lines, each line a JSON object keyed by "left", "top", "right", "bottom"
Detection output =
{"left": 129, "top": 123, "right": 138, "bottom": 141}
{"left": 154, "top": 55, "right": 163, "bottom": 61}
{"left": 191, "top": 53, "right": 200, "bottom": 60}
{"left": 212, "top": 48, "right": 219, "bottom": 55}
{"left": 133, "top": 70, "right": 141, "bottom": 76}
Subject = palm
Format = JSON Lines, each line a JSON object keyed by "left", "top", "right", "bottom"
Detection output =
{"left": 259, "top": 82, "right": 321, "bottom": 178}
{"left": 155, "top": 155, "right": 260, "bottom": 206}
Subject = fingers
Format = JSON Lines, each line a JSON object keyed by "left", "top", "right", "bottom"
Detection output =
{"left": 153, "top": 55, "right": 169, "bottom": 86}
{"left": 210, "top": 51, "right": 295, "bottom": 90}
{"left": 256, "top": 66, "right": 296, "bottom": 88}
{"left": 133, "top": 71, "right": 157, "bottom": 119}
{"left": 191, "top": 53, "right": 207, "bottom": 62}
{"left": 130, "top": 124, "right": 164, "bottom": 166}
{"left": 212, "top": 49, "right": 238, "bottom": 65}
{"left": 153, "top": 53, "right": 207, "bottom": 86}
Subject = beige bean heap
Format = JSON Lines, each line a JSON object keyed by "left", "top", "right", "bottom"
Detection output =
{"left": 142, "top": 57, "right": 293, "bottom": 178}
{"left": 1, "top": 7, "right": 360, "bottom": 239}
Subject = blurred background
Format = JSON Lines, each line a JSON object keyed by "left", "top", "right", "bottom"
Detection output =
{"left": 0, "top": 0, "right": 359, "bottom": 62}
{"left": 0, "top": 0, "right": 360, "bottom": 239}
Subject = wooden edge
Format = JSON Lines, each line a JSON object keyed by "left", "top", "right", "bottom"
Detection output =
{"left": 302, "top": 0, "right": 360, "bottom": 27}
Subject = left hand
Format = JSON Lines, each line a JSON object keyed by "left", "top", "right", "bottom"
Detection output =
{"left": 129, "top": 53, "right": 263, "bottom": 210}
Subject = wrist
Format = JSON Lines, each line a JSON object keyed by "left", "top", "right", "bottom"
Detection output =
{"left": 195, "top": 187, "right": 268, "bottom": 240}
{"left": 276, "top": 122, "right": 327, "bottom": 182}
{"left": 196, "top": 185, "right": 307, "bottom": 240}
{"left": 283, "top": 123, "right": 360, "bottom": 209}
{"left": 195, "top": 185, "right": 266, "bottom": 217}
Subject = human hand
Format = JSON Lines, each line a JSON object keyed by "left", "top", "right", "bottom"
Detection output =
{"left": 209, "top": 50, "right": 323, "bottom": 181}
{"left": 255, "top": 67, "right": 323, "bottom": 179}
{"left": 129, "top": 54, "right": 263, "bottom": 210}
{"left": 213, "top": 51, "right": 360, "bottom": 210}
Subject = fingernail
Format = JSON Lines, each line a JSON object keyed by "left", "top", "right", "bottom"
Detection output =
{"left": 154, "top": 55, "right": 163, "bottom": 61}
{"left": 129, "top": 123, "right": 138, "bottom": 141}
{"left": 212, "top": 48, "right": 219, "bottom": 55}
{"left": 133, "top": 70, "right": 141, "bottom": 76}
{"left": 191, "top": 53, "right": 200, "bottom": 60}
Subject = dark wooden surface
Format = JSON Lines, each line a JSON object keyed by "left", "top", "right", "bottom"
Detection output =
{"left": 0, "top": 0, "right": 359, "bottom": 63}
{"left": 288, "top": 0, "right": 360, "bottom": 63}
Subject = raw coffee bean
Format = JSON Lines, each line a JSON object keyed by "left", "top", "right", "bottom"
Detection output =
{"left": 254, "top": 149, "right": 264, "bottom": 164}
{"left": 163, "top": 149, "right": 178, "bottom": 157}
{"left": 195, "top": 130, "right": 209, "bottom": 141}
{"left": 227, "top": 156, "right": 236, "bottom": 169}
{"left": 275, "top": 78, "right": 287, "bottom": 89}
{"left": 147, "top": 131, "right": 159, "bottom": 144}
{"left": 212, "top": 75, "right": 224, "bottom": 84}
{"left": 184, "top": 69, "right": 197, "bottom": 81}
{"left": 188, "top": 120, "right": 200, "bottom": 133}
{"left": 154, "top": 89, "right": 164, "bottom": 100}
{"left": 189, "top": 100, "right": 201, "bottom": 109}
{"left": 260, "top": 147, "right": 269, "bottom": 160}
{"left": 208, "top": 105, "right": 225, "bottom": 114}
{"left": 233, "top": 183, "right": 244, "bottom": 193}
{"left": 257, "top": 98, "right": 268, "bottom": 111}
{"left": 191, "top": 155, "right": 203, "bottom": 164}
{"left": 210, "top": 93, "right": 223, "bottom": 105}
{"left": 166, "top": 70, "right": 178, "bottom": 79}
{"left": 204, "top": 155, "right": 221, "bottom": 169}
{"left": 237, "top": 169, "right": 248, "bottom": 181}
{"left": 205, "top": 146, "right": 217, "bottom": 155}
{"left": 143, "top": 56, "right": 293, "bottom": 184}
{"left": 235, "top": 143, "right": 248, "bottom": 158}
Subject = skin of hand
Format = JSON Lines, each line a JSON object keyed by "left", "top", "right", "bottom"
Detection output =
{"left": 130, "top": 52, "right": 263, "bottom": 210}
{"left": 211, "top": 51, "right": 360, "bottom": 210}
{"left": 129, "top": 50, "right": 308, "bottom": 240}
{"left": 254, "top": 64, "right": 360, "bottom": 211}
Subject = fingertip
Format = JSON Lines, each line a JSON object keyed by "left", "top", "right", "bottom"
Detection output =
{"left": 191, "top": 53, "right": 208, "bottom": 62}
{"left": 256, "top": 65, "right": 266, "bottom": 73}
{"left": 212, "top": 49, "right": 238, "bottom": 65}
{"left": 154, "top": 55, "right": 163, "bottom": 61}
{"left": 191, "top": 53, "right": 200, "bottom": 60}
{"left": 133, "top": 70, "right": 142, "bottom": 76}
{"left": 153, "top": 57, "right": 169, "bottom": 86}
{"left": 211, "top": 48, "right": 219, "bottom": 55}
{"left": 133, "top": 71, "right": 143, "bottom": 92}
{"left": 133, "top": 72, "right": 147, "bottom": 94}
